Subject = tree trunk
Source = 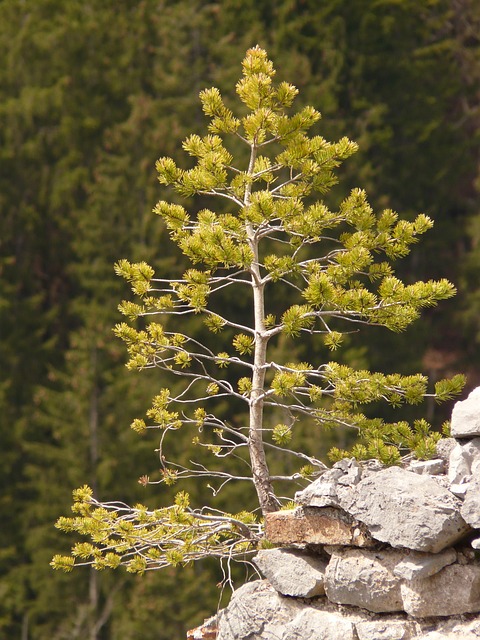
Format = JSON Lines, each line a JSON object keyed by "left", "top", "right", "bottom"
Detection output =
{"left": 249, "top": 251, "right": 279, "bottom": 514}
{"left": 245, "top": 142, "right": 279, "bottom": 514}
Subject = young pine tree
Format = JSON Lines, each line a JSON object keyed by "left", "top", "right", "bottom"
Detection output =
{"left": 52, "top": 47, "right": 464, "bottom": 575}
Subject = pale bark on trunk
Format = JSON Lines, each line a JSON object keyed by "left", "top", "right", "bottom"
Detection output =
{"left": 249, "top": 328, "right": 279, "bottom": 514}
{"left": 245, "top": 142, "right": 279, "bottom": 514}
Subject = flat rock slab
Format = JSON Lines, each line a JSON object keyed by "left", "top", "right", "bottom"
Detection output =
{"left": 342, "top": 467, "right": 470, "bottom": 552}
{"left": 265, "top": 507, "right": 374, "bottom": 547}
{"left": 253, "top": 548, "right": 327, "bottom": 598}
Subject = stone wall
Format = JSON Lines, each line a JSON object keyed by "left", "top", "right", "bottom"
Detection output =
{"left": 188, "top": 388, "right": 480, "bottom": 640}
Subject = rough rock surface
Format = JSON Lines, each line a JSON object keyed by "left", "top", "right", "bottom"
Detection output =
{"left": 451, "top": 387, "right": 480, "bottom": 437}
{"left": 342, "top": 467, "right": 469, "bottom": 552}
{"left": 419, "top": 619, "right": 480, "bottom": 640}
{"left": 447, "top": 443, "right": 471, "bottom": 483}
{"left": 281, "top": 609, "right": 356, "bottom": 640}
{"left": 216, "top": 580, "right": 359, "bottom": 640}
{"left": 449, "top": 482, "right": 470, "bottom": 498}
{"left": 392, "top": 548, "right": 457, "bottom": 580}
{"left": 265, "top": 506, "right": 374, "bottom": 547}
{"left": 216, "top": 580, "right": 409, "bottom": 640}
{"left": 324, "top": 548, "right": 404, "bottom": 613}
{"left": 295, "top": 458, "right": 364, "bottom": 509}
{"left": 187, "top": 615, "right": 218, "bottom": 640}
{"left": 435, "top": 437, "right": 457, "bottom": 465}
{"left": 217, "top": 581, "right": 301, "bottom": 640}
{"left": 253, "top": 548, "right": 327, "bottom": 598}
{"left": 448, "top": 438, "right": 480, "bottom": 484}
{"left": 200, "top": 388, "right": 480, "bottom": 640}
{"left": 216, "top": 580, "right": 480, "bottom": 639}
{"left": 401, "top": 564, "right": 480, "bottom": 617}
{"left": 461, "top": 471, "right": 480, "bottom": 527}
{"left": 355, "top": 620, "right": 419, "bottom": 639}
{"left": 296, "top": 465, "right": 470, "bottom": 553}
{"left": 407, "top": 459, "right": 445, "bottom": 475}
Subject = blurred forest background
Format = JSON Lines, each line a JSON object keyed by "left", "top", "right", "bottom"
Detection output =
{"left": 1, "top": 0, "right": 480, "bottom": 638}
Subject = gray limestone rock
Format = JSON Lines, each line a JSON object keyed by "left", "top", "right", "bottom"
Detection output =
{"left": 448, "top": 439, "right": 480, "bottom": 484}
{"left": 447, "top": 443, "right": 471, "bottom": 483}
{"left": 253, "top": 548, "right": 327, "bottom": 598}
{"left": 324, "top": 548, "right": 404, "bottom": 613}
{"left": 471, "top": 440, "right": 480, "bottom": 475}
{"left": 407, "top": 459, "right": 445, "bottom": 475}
{"left": 435, "top": 437, "right": 457, "bottom": 466}
{"left": 401, "top": 564, "right": 480, "bottom": 617}
{"left": 461, "top": 471, "right": 480, "bottom": 528}
{"left": 355, "top": 620, "right": 419, "bottom": 640}
{"left": 342, "top": 467, "right": 470, "bottom": 552}
{"left": 216, "top": 580, "right": 302, "bottom": 640}
{"left": 294, "top": 469, "right": 344, "bottom": 508}
{"left": 449, "top": 482, "right": 470, "bottom": 498}
{"left": 283, "top": 610, "right": 356, "bottom": 640}
{"left": 217, "top": 442, "right": 480, "bottom": 639}
{"left": 393, "top": 548, "right": 457, "bottom": 580}
{"left": 216, "top": 578, "right": 480, "bottom": 640}
{"left": 295, "top": 458, "right": 362, "bottom": 509}
{"left": 216, "top": 580, "right": 368, "bottom": 640}
{"left": 430, "top": 474, "right": 451, "bottom": 490}
{"left": 333, "top": 457, "right": 364, "bottom": 479}
{"left": 455, "top": 547, "right": 476, "bottom": 564}
{"left": 451, "top": 387, "right": 480, "bottom": 438}
{"left": 419, "top": 619, "right": 480, "bottom": 639}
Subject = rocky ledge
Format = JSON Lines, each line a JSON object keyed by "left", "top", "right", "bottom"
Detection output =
{"left": 189, "top": 387, "right": 480, "bottom": 639}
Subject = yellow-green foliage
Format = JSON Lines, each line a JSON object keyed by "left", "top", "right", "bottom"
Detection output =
{"left": 54, "top": 47, "right": 465, "bottom": 575}
{"left": 51, "top": 488, "right": 260, "bottom": 574}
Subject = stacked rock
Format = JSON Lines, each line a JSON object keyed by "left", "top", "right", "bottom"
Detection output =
{"left": 213, "top": 387, "right": 480, "bottom": 640}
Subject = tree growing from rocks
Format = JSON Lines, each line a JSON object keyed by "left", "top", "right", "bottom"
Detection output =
{"left": 52, "top": 47, "right": 464, "bottom": 575}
